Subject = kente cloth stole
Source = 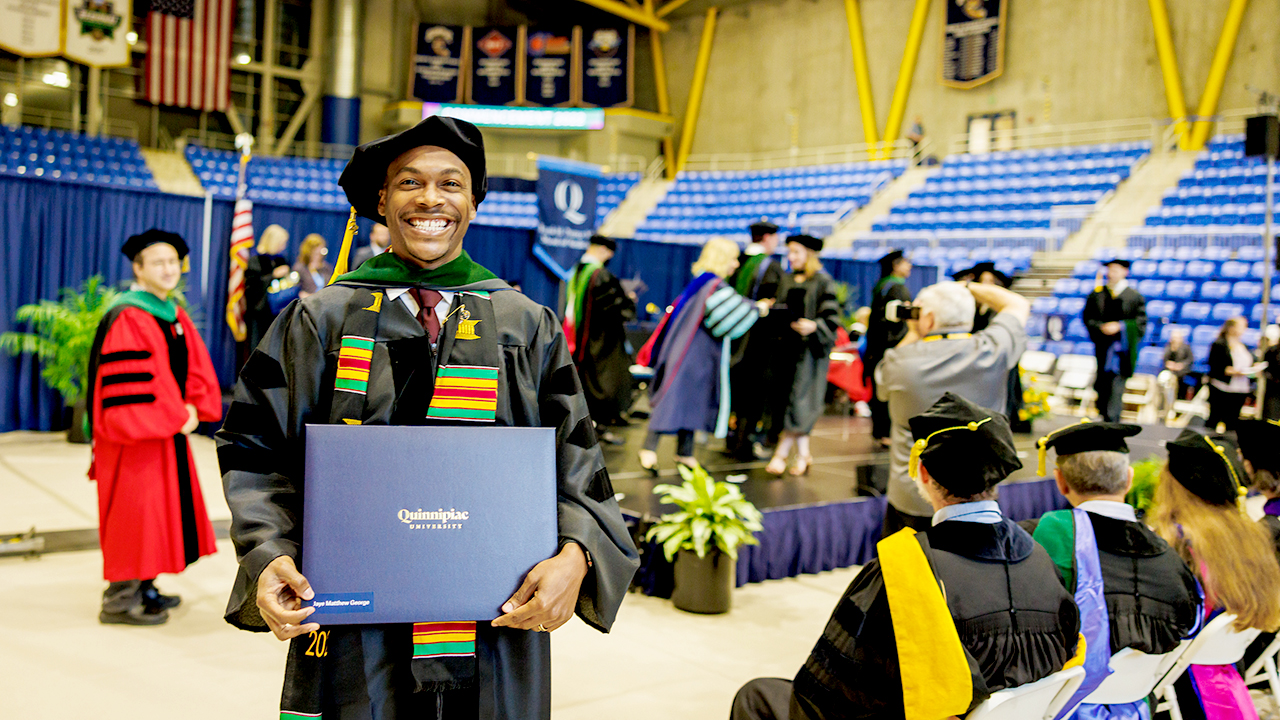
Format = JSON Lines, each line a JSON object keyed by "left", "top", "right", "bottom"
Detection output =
{"left": 878, "top": 528, "right": 973, "bottom": 720}
{"left": 281, "top": 286, "right": 502, "bottom": 718}
{"left": 1050, "top": 508, "right": 1114, "bottom": 720}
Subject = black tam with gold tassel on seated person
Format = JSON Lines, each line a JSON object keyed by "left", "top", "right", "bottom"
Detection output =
{"left": 217, "top": 115, "right": 638, "bottom": 720}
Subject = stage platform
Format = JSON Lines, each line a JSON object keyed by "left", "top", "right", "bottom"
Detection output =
{"left": 603, "top": 413, "right": 1184, "bottom": 595}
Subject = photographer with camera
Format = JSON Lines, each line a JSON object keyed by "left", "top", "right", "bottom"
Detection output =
{"left": 875, "top": 280, "right": 1030, "bottom": 536}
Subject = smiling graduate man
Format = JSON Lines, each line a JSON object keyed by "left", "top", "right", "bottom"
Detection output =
{"left": 217, "top": 116, "right": 639, "bottom": 719}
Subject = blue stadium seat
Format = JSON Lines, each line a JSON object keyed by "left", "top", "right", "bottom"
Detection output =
{"left": 1065, "top": 318, "right": 1089, "bottom": 340}
{"left": 1198, "top": 281, "right": 1231, "bottom": 300}
{"left": 1045, "top": 341, "right": 1075, "bottom": 356}
{"left": 1220, "top": 261, "right": 1250, "bottom": 278}
{"left": 1179, "top": 302, "right": 1211, "bottom": 323}
{"left": 1237, "top": 246, "right": 1265, "bottom": 261}
{"left": 1130, "top": 260, "right": 1158, "bottom": 278}
{"left": 1184, "top": 260, "right": 1215, "bottom": 278}
{"left": 1161, "top": 323, "right": 1192, "bottom": 343}
{"left": 1073, "top": 260, "right": 1099, "bottom": 278}
{"left": 1192, "top": 325, "right": 1219, "bottom": 345}
{"left": 1137, "top": 279, "right": 1166, "bottom": 298}
{"left": 1157, "top": 260, "right": 1185, "bottom": 278}
{"left": 1057, "top": 297, "right": 1087, "bottom": 316}
{"left": 1251, "top": 303, "right": 1280, "bottom": 324}
{"left": 1232, "top": 281, "right": 1263, "bottom": 301}
{"left": 1135, "top": 346, "right": 1164, "bottom": 375}
{"left": 1164, "top": 280, "right": 1197, "bottom": 299}
{"left": 1243, "top": 328, "right": 1262, "bottom": 347}
{"left": 1054, "top": 278, "right": 1081, "bottom": 296}
{"left": 1031, "top": 297, "right": 1060, "bottom": 314}
{"left": 1211, "top": 302, "right": 1245, "bottom": 322}
{"left": 1073, "top": 341, "right": 1096, "bottom": 356}
{"left": 1146, "top": 299, "right": 1177, "bottom": 319}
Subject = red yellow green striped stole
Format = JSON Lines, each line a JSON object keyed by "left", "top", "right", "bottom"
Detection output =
{"left": 413, "top": 621, "right": 477, "bottom": 659}
{"left": 427, "top": 365, "right": 499, "bottom": 422}
{"left": 335, "top": 335, "right": 373, "bottom": 395}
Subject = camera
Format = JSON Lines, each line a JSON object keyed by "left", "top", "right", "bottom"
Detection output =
{"left": 885, "top": 300, "right": 920, "bottom": 323}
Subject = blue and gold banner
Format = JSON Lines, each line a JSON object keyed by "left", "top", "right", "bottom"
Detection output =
{"left": 579, "top": 25, "right": 634, "bottom": 109}
{"left": 941, "top": 0, "right": 1005, "bottom": 89}
{"left": 524, "top": 27, "right": 577, "bottom": 107}
{"left": 411, "top": 24, "right": 468, "bottom": 104}
{"left": 467, "top": 26, "right": 522, "bottom": 106}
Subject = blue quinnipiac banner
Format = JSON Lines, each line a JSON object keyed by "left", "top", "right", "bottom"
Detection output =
{"left": 535, "top": 156, "right": 601, "bottom": 280}
{"left": 579, "top": 25, "right": 633, "bottom": 108}
{"left": 468, "top": 26, "right": 522, "bottom": 106}
{"left": 525, "top": 28, "right": 576, "bottom": 107}
{"left": 411, "top": 24, "right": 468, "bottom": 103}
{"left": 941, "top": 0, "right": 1005, "bottom": 89}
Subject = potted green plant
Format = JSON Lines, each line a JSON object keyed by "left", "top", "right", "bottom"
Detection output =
{"left": 645, "top": 464, "right": 764, "bottom": 614}
{"left": 1126, "top": 455, "right": 1164, "bottom": 519}
{"left": 1, "top": 276, "right": 118, "bottom": 443}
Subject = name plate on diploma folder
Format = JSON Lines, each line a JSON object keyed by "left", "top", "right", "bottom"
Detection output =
{"left": 301, "top": 425, "right": 558, "bottom": 625}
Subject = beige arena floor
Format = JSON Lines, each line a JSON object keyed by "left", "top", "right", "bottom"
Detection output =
{"left": 0, "top": 430, "right": 856, "bottom": 719}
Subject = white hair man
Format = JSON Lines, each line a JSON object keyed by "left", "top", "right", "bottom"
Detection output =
{"left": 875, "top": 279, "right": 1031, "bottom": 536}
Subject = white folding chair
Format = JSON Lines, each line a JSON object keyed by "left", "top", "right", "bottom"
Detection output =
{"left": 1152, "top": 613, "right": 1262, "bottom": 720}
{"left": 1049, "top": 645, "right": 1189, "bottom": 719}
{"left": 1242, "top": 634, "right": 1280, "bottom": 702}
{"left": 1021, "top": 350, "right": 1057, "bottom": 375}
{"left": 965, "top": 666, "right": 1086, "bottom": 720}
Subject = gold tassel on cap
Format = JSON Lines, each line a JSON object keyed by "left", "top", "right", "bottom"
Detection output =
{"left": 329, "top": 207, "right": 359, "bottom": 284}
{"left": 909, "top": 418, "right": 992, "bottom": 479}
{"left": 1203, "top": 435, "right": 1246, "bottom": 514}
{"left": 1035, "top": 418, "right": 1091, "bottom": 477}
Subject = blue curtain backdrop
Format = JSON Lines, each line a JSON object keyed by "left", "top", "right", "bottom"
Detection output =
{"left": 0, "top": 175, "right": 937, "bottom": 432}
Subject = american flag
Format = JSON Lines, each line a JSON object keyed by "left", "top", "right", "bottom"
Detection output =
{"left": 144, "top": 0, "right": 233, "bottom": 111}
{"left": 225, "top": 157, "right": 253, "bottom": 342}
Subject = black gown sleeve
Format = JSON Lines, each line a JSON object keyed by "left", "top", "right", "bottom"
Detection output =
{"left": 757, "top": 259, "right": 784, "bottom": 301}
{"left": 591, "top": 268, "right": 637, "bottom": 326}
{"left": 529, "top": 306, "right": 639, "bottom": 632}
{"left": 808, "top": 275, "right": 841, "bottom": 354}
{"left": 217, "top": 300, "right": 326, "bottom": 630}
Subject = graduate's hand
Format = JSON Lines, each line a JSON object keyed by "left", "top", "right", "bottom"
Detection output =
{"left": 791, "top": 318, "right": 818, "bottom": 336}
{"left": 272, "top": 265, "right": 290, "bottom": 279}
{"left": 181, "top": 404, "right": 199, "bottom": 435}
{"left": 491, "top": 542, "right": 588, "bottom": 632}
{"left": 1101, "top": 321, "right": 1122, "bottom": 336}
{"left": 256, "top": 555, "right": 319, "bottom": 641}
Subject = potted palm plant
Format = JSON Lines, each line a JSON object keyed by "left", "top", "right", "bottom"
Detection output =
{"left": 645, "top": 464, "right": 764, "bottom": 614}
{"left": 1, "top": 276, "right": 118, "bottom": 443}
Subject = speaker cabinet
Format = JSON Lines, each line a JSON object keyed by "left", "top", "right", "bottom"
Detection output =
{"left": 1246, "top": 115, "right": 1280, "bottom": 158}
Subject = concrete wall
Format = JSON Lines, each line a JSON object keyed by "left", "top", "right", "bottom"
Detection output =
{"left": 658, "top": 0, "right": 1280, "bottom": 157}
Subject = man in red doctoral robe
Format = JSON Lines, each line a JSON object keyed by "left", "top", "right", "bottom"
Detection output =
{"left": 87, "top": 229, "right": 223, "bottom": 625}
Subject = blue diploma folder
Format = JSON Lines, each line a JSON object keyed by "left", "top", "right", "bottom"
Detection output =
{"left": 301, "top": 424, "right": 558, "bottom": 624}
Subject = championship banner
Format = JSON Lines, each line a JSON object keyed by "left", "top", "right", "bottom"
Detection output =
{"left": 0, "top": 0, "right": 62, "bottom": 57}
{"left": 579, "top": 26, "right": 634, "bottom": 109}
{"left": 524, "top": 27, "right": 576, "bottom": 107}
{"left": 467, "top": 26, "right": 522, "bottom": 106}
{"left": 941, "top": 0, "right": 1005, "bottom": 89}
{"left": 534, "top": 156, "right": 601, "bottom": 279}
{"left": 411, "top": 24, "right": 469, "bottom": 104}
{"left": 64, "top": 0, "right": 132, "bottom": 68}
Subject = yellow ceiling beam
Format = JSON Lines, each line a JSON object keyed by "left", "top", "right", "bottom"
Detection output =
{"left": 881, "top": 0, "right": 932, "bottom": 159}
{"left": 656, "top": 0, "right": 697, "bottom": 18}
{"left": 675, "top": 8, "right": 718, "bottom": 173}
{"left": 1147, "top": 0, "right": 1191, "bottom": 149}
{"left": 1188, "top": 0, "right": 1250, "bottom": 150}
{"left": 843, "top": 0, "right": 879, "bottom": 155}
{"left": 572, "top": 0, "right": 671, "bottom": 32}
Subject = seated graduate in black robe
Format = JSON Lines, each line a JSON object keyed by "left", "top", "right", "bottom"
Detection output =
{"left": 217, "top": 116, "right": 639, "bottom": 720}
{"left": 564, "top": 234, "right": 636, "bottom": 436}
{"left": 731, "top": 393, "right": 1081, "bottom": 720}
{"left": 1231, "top": 419, "right": 1280, "bottom": 671}
{"left": 1031, "top": 421, "right": 1202, "bottom": 719}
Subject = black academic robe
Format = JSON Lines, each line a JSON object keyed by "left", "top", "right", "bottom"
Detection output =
{"left": 1082, "top": 286, "right": 1147, "bottom": 378}
{"left": 777, "top": 271, "right": 841, "bottom": 434}
{"left": 244, "top": 253, "right": 290, "bottom": 351}
{"left": 863, "top": 277, "right": 911, "bottom": 380}
{"left": 217, "top": 276, "right": 639, "bottom": 719}
{"left": 791, "top": 519, "right": 1080, "bottom": 720}
{"left": 726, "top": 254, "right": 784, "bottom": 452}
{"left": 570, "top": 263, "right": 636, "bottom": 424}
{"left": 1033, "top": 510, "right": 1201, "bottom": 656}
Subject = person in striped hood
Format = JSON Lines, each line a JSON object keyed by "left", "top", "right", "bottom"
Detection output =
{"left": 217, "top": 115, "right": 638, "bottom": 719}
{"left": 636, "top": 237, "right": 762, "bottom": 473}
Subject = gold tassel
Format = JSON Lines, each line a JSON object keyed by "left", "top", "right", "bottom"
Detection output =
{"left": 910, "top": 418, "right": 992, "bottom": 479}
{"left": 1034, "top": 418, "right": 1091, "bottom": 477}
{"left": 1203, "top": 435, "right": 1246, "bottom": 513}
{"left": 329, "top": 207, "right": 359, "bottom": 284}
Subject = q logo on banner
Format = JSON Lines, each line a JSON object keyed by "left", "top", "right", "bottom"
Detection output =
{"left": 554, "top": 180, "right": 586, "bottom": 225}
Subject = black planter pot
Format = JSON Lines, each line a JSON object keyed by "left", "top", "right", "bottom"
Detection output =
{"left": 671, "top": 548, "right": 735, "bottom": 614}
{"left": 67, "top": 400, "right": 88, "bottom": 444}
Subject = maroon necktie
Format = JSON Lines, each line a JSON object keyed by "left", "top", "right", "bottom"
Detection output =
{"left": 411, "top": 288, "right": 444, "bottom": 343}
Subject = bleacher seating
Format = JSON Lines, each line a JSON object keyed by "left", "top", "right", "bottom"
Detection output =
{"left": 872, "top": 142, "right": 1148, "bottom": 234}
{"left": 185, "top": 145, "right": 539, "bottom": 229}
{"left": 597, "top": 172, "right": 641, "bottom": 219}
{"left": 634, "top": 159, "right": 908, "bottom": 243}
{"left": 0, "top": 125, "right": 157, "bottom": 189}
